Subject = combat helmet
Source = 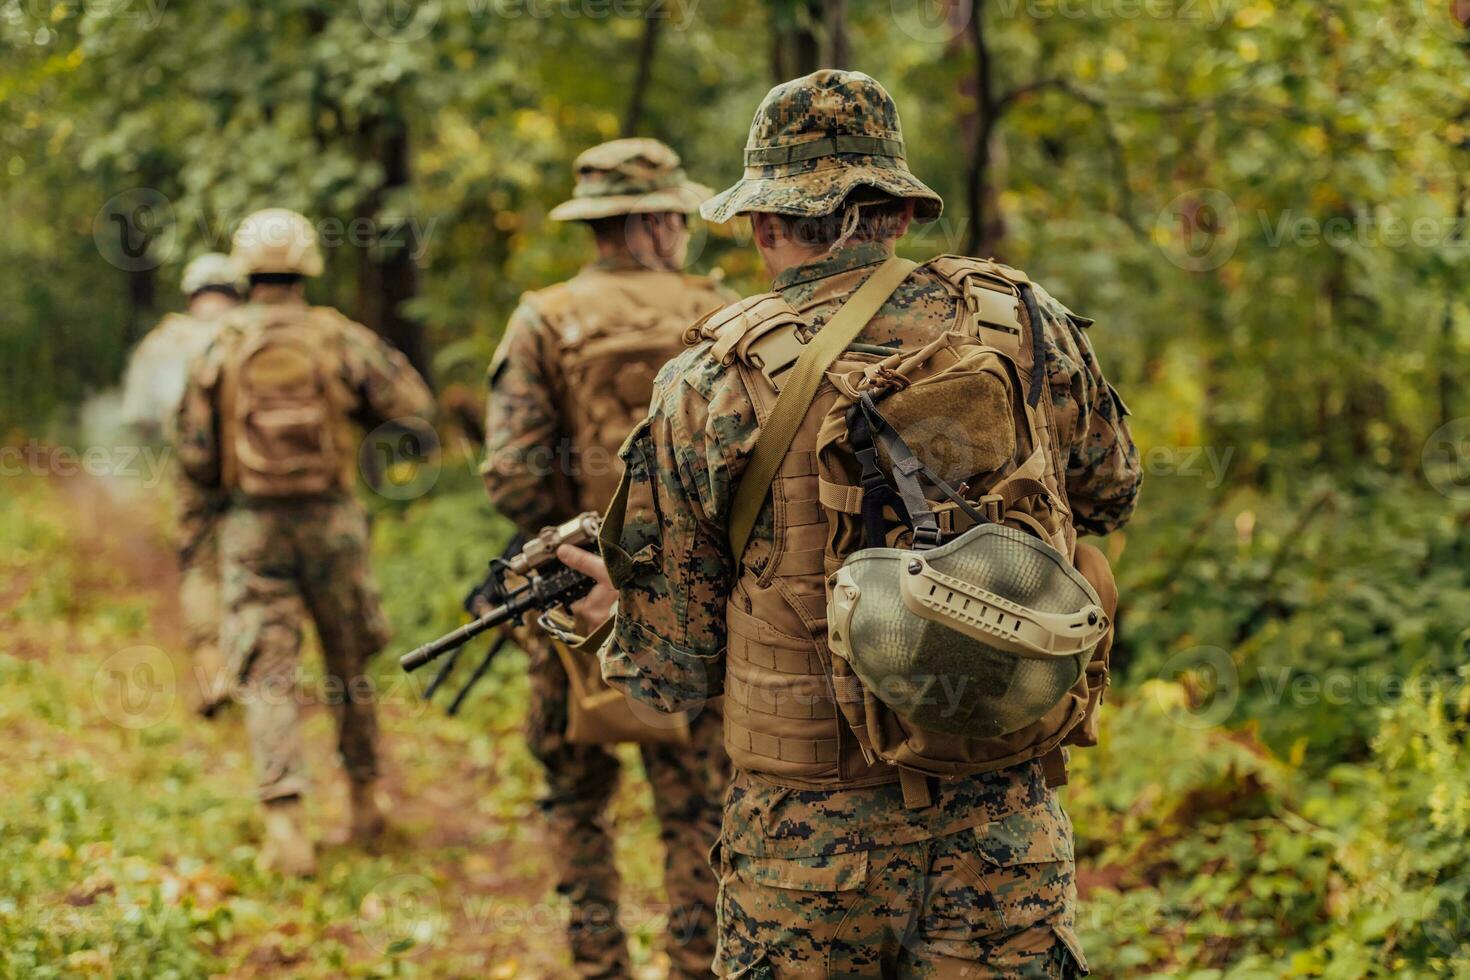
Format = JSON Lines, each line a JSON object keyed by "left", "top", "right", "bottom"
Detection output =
{"left": 701, "top": 69, "right": 942, "bottom": 223}
{"left": 231, "top": 208, "right": 324, "bottom": 278}
{"left": 180, "top": 252, "right": 244, "bottom": 297}
{"left": 548, "top": 138, "right": 713, "bottom": 222}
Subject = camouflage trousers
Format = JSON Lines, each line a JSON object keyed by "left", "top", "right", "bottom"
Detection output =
{"left": 713, "top": 791, "right": 1087, "bottom": 979}
{"left": 219, "top": 498, "right": 392, "bottom": 802}
{"left": 524, "top": 632, "right": 726, "bottom": 979}
{"left": 178, "top": 524, "right": 229, "bottom": 709}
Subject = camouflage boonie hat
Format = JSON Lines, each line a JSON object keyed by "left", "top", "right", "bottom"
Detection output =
{"left": 701, "top": 70, "right": 942, "bottom": 225}
{"left": 548, "top": 138, "right": 713, "bottom": 222}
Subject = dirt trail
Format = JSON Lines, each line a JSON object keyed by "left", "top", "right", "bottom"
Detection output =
{"left": 47, "top": 471, "right": 592, "bottom": 977}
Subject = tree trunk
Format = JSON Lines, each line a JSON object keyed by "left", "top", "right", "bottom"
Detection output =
{"left": 770, "top": 0, "right": 821, "bottom": 81}
{"left": 623, "top": 3, "right": 663, "bottom": 136}
{"left": 824, "top": 0, "right": 849, "bottom": 68}
{"left": 127, "top": 265, "right": 156, "bottom": 347}
{"left": 964, "top": 0, "right": 1004, "bottom": 257}
{"left": 355, "top": 107, "right": 433, "bottom": 387}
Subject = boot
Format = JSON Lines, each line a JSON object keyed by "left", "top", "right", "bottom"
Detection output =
{"left": 349, "top": 780, "right": 387, "bottom": 844}
{"left": 257, "top": 797, "right": 317, "bottom": 876}
{"left": 192, "top": 644, "right": 232, "bottom": 719}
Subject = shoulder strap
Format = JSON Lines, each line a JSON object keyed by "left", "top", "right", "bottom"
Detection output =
{"left": 727, "top": 255, "right": 918, "bottom": 562}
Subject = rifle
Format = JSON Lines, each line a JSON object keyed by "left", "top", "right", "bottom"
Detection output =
{"left": 400, "top": 512, "right": 601, "bottom": 678}
{"left": 418, "top": 532, "right": 526, "bottom": 709}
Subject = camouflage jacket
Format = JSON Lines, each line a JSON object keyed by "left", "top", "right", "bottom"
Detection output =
{"left": 480, "top": 258, "right": 734, "bottom": 535}
{"left": 121, "top": 311, "right": 228, "bottom": 439}
{"left": 601, "top": 241, "right": 1141, "bottom": 855}
{"left": 175, "top": 296, "right": 435, "bottom": 496}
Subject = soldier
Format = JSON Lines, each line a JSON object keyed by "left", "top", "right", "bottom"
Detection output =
{"left": 176, "top": 208, "right": 434, "bottom": 876}
{"left": 121, "top": 253, "right": 243, "bottom": 715}
{"left": 561, "top": 71, "right": 1143, "bottom": 977}
{"left": 122, "top": 253, "right": 243, "bottom": 440}
{"left": 481, "top": 138, "right": 733, "bottom": 978}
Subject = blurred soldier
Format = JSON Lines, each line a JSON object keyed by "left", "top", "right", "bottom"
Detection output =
{"left": 121, "top": 253, "right": 243, "bottom": 441}
{"left": 481, "top": 139, "right": 733, "bottom": 978}
{"left": 564, "top": 71, "right": 1143, "bottom": 977}
{"left": 176, "top": 208, "right": 434, "bottom": 876}
{"left": 122, "top": 253, "right": 243, "bottom": 716}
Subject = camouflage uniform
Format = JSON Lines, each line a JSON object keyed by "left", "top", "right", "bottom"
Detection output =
{"left": 122, "top": 253, "right": 243, "bottom": 711}
{"left": 177, "top": 244, "right": 433, "bottom": 808}
{"left": 482, "top": 140, "right": 733, "bottom": 978}
{"left": 597, "top": 73, "right": 1142, "bottom": 978}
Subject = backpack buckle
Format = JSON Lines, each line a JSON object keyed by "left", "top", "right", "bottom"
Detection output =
{"left": 911, "top": 523, "right": 943, "bottom": 550}
{"left": 978, "top": 493, "right": 1005, "bottom": 524}
{"left": 746, "top": 326, "right": 805, "bottom": 391}
{"left": 965, "top": 279, "right": 1023, "bottom": 358}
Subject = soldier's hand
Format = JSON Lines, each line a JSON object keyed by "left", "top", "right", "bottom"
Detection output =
{"left": 556, "top": 544, "right": 617, "bottom": 626}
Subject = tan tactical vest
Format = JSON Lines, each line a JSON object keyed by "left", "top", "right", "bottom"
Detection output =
{"left": 529, "top": 266, "right": 730, "bottom": 512}
{"left": 694, "top": 258, "right": 1081, "bottom": 790}
{"left": 217, "top": 305, "right": 357, "bottom": 498}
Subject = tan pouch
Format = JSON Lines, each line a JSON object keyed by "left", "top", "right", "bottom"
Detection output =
{"left": 1063, "top": 541, "right": 1117, "bottom": 748}
{"left": 552, "top": 635, "right": 692, "bottom": 747}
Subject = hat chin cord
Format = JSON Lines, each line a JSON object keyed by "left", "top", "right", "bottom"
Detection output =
{"left": 829, "top": 200, "right": 865, "bottom": 251}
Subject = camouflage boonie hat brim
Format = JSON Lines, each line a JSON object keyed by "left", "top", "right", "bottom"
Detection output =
{"left": 701, "top": 70, "right": 942, "bottom": 225}
{"left": 549, "top": 137, "right": 713, "bottom": 221}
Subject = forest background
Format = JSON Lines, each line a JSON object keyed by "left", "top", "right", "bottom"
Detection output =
{"left": 2, "top": 0, "right": 1470, "bottom": 976}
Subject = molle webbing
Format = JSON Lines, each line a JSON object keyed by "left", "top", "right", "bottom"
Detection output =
{"left": 727, "top": 255, "right": 917, "bottom": 563}
{"left": 927, "top": 256, "right": 1074, "bottom": 558}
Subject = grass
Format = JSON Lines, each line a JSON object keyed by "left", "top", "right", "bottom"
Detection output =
{"left": 0, "top": 469, "right": 673, "bottom": 978}
{"left": 3, "top": 459, "right": 1469, "bottom": 977}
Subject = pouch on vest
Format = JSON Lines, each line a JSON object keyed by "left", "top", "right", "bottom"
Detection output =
{"left": 543, "top": 609, "right": 694, "bottom": 748}
{"left": 221, "top": 316, "right": 350, "bottom": 497}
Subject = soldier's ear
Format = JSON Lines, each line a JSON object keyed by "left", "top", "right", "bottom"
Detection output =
{"left": 894, "top": 201, "right": 915, "bottom": 241}
{"left": 751, "top": 213, "right": 781, "bottom": 249}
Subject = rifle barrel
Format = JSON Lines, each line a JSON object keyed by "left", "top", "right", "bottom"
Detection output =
{"left": 400, "top": 598, "right": 520, "bottom": 672}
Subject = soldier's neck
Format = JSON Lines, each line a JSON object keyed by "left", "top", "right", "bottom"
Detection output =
{"left": 249, "top": 285, "right": 308, "bottom": 306}
{"left": 592, "top": 241, "right": 675, "bottom": 273}
{"left": 759, "top": 239, "right": 895, "bottom": 280}
{"left": 187, "top": 293, "right": 238, "bottom": 319}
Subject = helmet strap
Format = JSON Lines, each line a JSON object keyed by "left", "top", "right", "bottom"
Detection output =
{"left": 856, "top": 392, "right": 988, "bottom": 551}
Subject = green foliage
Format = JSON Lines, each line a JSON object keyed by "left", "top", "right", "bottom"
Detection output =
{"left": 4, "top": 0, "right": 1467, "bottom": 449}
{"left": 1068, "top": 473, "right": 1470, "bottom": 977}
{"left": 2, "top": 0, "right": 1469, "bottom": 973}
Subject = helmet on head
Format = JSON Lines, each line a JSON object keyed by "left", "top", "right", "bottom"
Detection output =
{"left": 180, "top": 252, "right": 243, "bottom": 297}
{"left": 231, "top": 208, "right": 324, "bottom": 278}
{"left": 701, "top": 69, "right": 942, "bottom": 224}
{"left": 548, "top": 138, "right": 713, "bottom": 222}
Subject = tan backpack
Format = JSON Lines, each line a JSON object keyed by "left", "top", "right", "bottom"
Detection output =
{"left": 535, "top": 270, "right": 722, "bottom": 510}
{"left": 727, "top": 255, "right": 1117, "bottom": 785}
{"left": 219, "top": 309, "right": 353, "bottom": 498}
